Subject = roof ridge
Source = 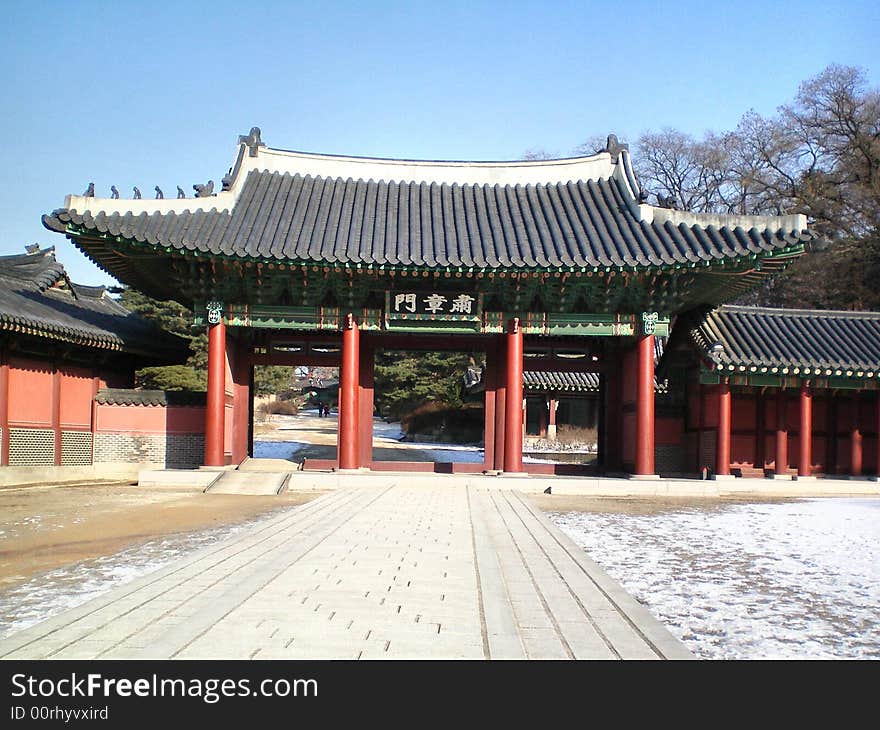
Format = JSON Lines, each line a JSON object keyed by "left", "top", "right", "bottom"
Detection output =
{"left": 718, "top": 304, "right": 880, "bottom": 318}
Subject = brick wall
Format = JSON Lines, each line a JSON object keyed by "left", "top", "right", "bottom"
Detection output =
{"left": 93, "top": 432, "right": 204, "bottom": 469}
{"left": 92, "top": 397, "right": 207, "bottom": 469}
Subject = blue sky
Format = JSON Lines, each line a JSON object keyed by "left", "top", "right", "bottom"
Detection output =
{"left": 1, "top": 0, "right": 877, "bottom": 286}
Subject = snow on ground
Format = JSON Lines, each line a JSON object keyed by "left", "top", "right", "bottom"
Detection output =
{"left": 252, "top": 440, "right": 305, "bottom": 460}
{"left": 0, "top": 513, "right": 281, "bottom": 639}
{"left": 549, "top": 497, "right": 880, "bottom": 659}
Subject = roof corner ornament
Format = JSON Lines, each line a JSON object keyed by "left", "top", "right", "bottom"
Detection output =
{"left": 657, "top": 194, "right": 677, "bottom": 210}
{"left": 177, "top": 186, "right": 186, "bottom": 199}
{"left": 155, "top": 186, "right": 164, "bottom": 199}
{"left": 193, "top": 180, "right": 214, "bottom": 198}
{"left": 603, "top": 134, "right": 629, "bottom": 163}
{"left": 83, "top": 182, "right": 95, "bottom": 197}
{"left": 133, "top": 186, "right": 142, "bottom": 200}
{"left": 641, "top": 311, "right": 659, "bottom": 336}
{"left": 238, "top": 126, "right": 264, "bottom": 157}
{"left": 206, "top": 300, "right": 224, "bottom": 325}
{"left": 221, "top": 166, "right": 234, "bottom": 192}
{"left": 110, "top": 185, "right": 119, "bottom": 199}
{"left": 708, "top": 341, "right": 725, "bottom": 364}
{"left": 25, "top": 243, "right": 41, "bottom": 255}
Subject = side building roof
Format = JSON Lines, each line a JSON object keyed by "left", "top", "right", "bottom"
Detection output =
{"left": 685, "top": 305, "right": 880, "bottom": 380}
{"left": 0, "top": 246, "right": 189, "bottom": 361}
{"left": 523, "top": 371, "right": 599, "bottom": 393}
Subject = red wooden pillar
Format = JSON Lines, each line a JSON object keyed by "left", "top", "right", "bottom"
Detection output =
{"left": 634, "top": 334, "right": 655, "bottom": 476}
{"left": 51, "top": 365, "right": 62, "bottom": 465}
{"left": 494, "top": 336, "right": 507, "bottom": 472}
{"left": 827, "top": 394, "right": 838, "bottom": 475}
{"left": 798, "top": 384, "right": 812, "bottom": 477}
{"left": 205, "top": 319, "right": 227, "bottom": 466}
{"left": 548, "top": 395, "right": 558, "bottom": 441}
{"left": 876, "top": 394, "right": 880, "bottom": 479}
{"left": 774, "top": 389, "right": 788, "bottom": 476}
{"left": 0, "top": 351, "right": 9, "bottom": 466}
{"left": 358, "top": 338, "right": 374, "bottom": 469}
{"left": 850, "top": 394, "right": 863, "bottom": 477}
{"left": 338, "top": 313, "right": 360, "bottom": 470}
{"left": 755, "top": 389, "right": 766, "bottom": 472}
{"left": 230, "top": 338, "right": 251, "bottom": 465}
{"left": 483, "top": 343, "right": 497, "bottom": 471}
{"left": 503, "top": 318, "right": 523, "bottom": 473}
{"left": 716, "top": 380, "right": 732, "bottom": 476}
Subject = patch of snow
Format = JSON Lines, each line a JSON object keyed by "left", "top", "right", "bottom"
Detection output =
{"left": 549, "top": 497, "right": 880, "bottom": 659}
{"left": 0, "top": 511, "right": 284, "bottom": 639}
{"left": 252, "top": 441, "right": 305, "bottom": 460}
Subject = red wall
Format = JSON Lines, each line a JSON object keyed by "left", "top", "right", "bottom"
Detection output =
{"left": 94, "top": 403, "right": 205, "bottom": 434}
{"left": 7, "top": 357, "right": 53, "bottom": 427}
{"left": 686, "top": 381, "right": 879, "bottom": 476}
{"left": 60, "top": 368, "right": 93, "bottom": 429}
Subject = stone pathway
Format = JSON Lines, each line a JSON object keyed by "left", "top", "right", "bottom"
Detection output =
{"left": 0, "top": 484, "right": 693, "bottom": 660}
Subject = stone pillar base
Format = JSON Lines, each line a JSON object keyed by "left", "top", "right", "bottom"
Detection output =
{"left": 628, "top": 473, "right": 661, "bottom": 480}
{"left": 547, "top": 424, "right": 557, "bottom": 441}
{"left": 711, "top": 474, "right": 737, "bottom": 481}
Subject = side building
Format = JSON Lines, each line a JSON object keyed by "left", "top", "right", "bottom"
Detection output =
{"left": 664, "top": 305, "right": 880, "bottom": 479}
{"left": 0, "top": 246, "right": 192, "bottom": 482}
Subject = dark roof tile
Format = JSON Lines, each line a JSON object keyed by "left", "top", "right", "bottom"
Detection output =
{"left": 0, "top": 247, "right": 189, "bottom": 360}
{"left": 45, "top": 170, "right": 811, "bottom": 272}
{"left": 689, "top": 305, "right": 880, "bottom": 378}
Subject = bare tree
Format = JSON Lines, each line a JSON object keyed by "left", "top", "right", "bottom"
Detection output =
{"left": 601, "top": 65, "right": 879, "bottom": 310}
{"left": 520, "top": 147, "right": 559, "bottom": 161}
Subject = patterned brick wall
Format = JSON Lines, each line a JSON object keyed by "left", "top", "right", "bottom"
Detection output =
{"left": 93, "top": 432, "right": 204, "bottom": 468}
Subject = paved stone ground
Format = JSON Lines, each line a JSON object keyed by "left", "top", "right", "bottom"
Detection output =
{"left": 0, "top": 484, "right": 693, "bottom": 660}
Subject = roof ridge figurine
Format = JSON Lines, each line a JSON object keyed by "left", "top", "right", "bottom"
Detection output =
{"left": 238, "top": 127, "right": 264, "bottom": 157}
{"left": 133, "top": 186, "right": 142, "bottom": 199}
{"left": 110, "top": 185, "right": 119, "bottom": 199}
{"left": 177, "top": 186, "right": 186, "bottom": 198}
{"left": 83, "top": 182, "right": 95, "bottom": 197}
{"left": 193, "top": 180, "right": 214, "bottom": 198}
{"left": 155, "top": 186, "right": 164, "bottom": 199}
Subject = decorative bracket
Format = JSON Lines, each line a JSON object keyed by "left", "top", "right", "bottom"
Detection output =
{"left": 641, "top": 311, "right": 659, "bottom": 336}
{"left": 206, "top": 301, "right": 224, "bottom": 325}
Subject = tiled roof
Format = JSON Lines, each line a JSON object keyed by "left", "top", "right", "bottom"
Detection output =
{"left": 0, "top": 247, "right": 188, "bottom": 359}
{"left": 523, "top": 371, "right": 599, "bottom": 392}
{"left": 689, "top": 305, "right": 880, "bottom": 378}
{"left": 95, "top": 388, "right": 206, "bottom": 406}
{"left": 43, "top": 132, "right": 813, "bottom": 274}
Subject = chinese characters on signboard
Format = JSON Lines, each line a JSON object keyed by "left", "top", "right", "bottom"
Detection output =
{"left": 388, "top": 292, "right": 480, "bottom": 318}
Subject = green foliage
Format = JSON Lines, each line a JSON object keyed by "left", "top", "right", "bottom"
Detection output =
{"left": 253, "top": 366, "right": 294, "bottom": 396}
{"left": 374, "top": 350, "right": 473, "bottom": 421}
{"left": 400, "top": 401, "right": 484, "bottom": 442}
{"left": 135, "top": 365, "right": 206, "bottom": 391}
{"left": 120, "top": 287, "right": 208, "bottom": 390}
